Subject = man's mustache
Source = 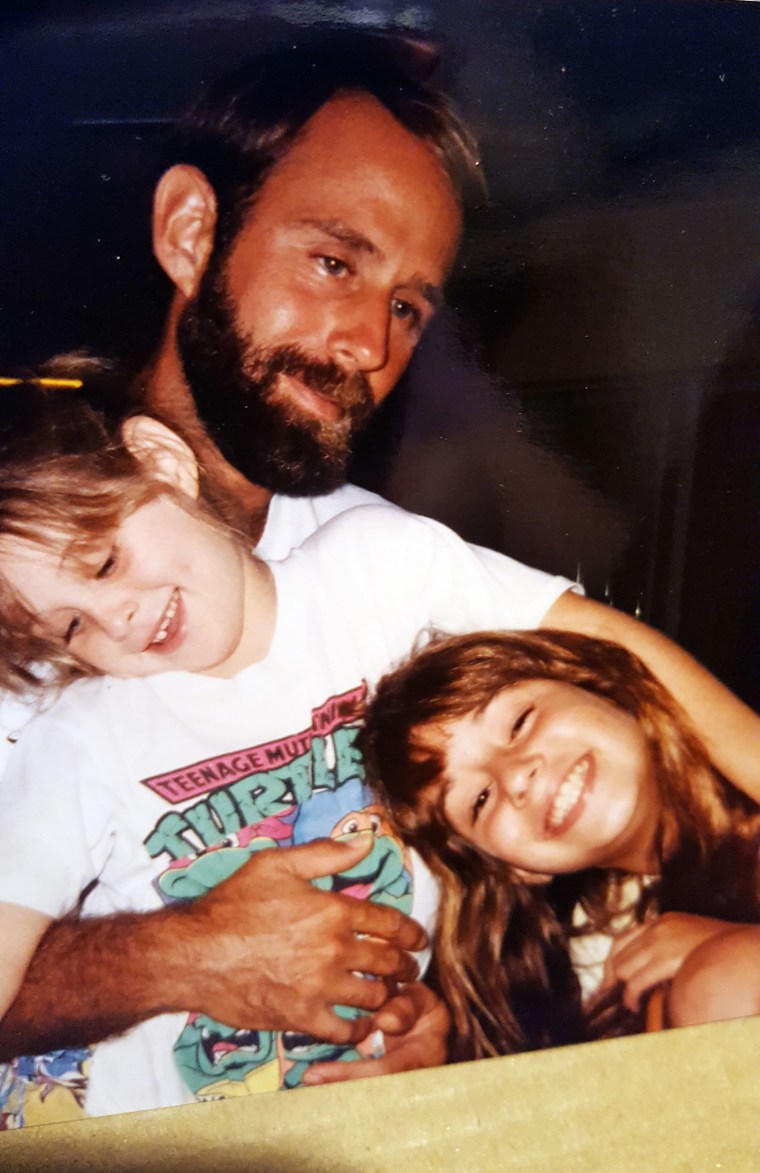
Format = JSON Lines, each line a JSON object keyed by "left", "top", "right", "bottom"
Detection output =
{"left": 256, "top": 346, "right": 374, "bottom": 419}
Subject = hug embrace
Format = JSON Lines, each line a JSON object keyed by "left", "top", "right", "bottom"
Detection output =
{"left": 0, "top": 28, "right": 757, "bottom": 1129}
{"left": 0, "top": 366, "right": 757, "bottom": 1122}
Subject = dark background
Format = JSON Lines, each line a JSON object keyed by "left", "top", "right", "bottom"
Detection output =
{"left": 1, "top": 0, "right": 758, "bottom": 705}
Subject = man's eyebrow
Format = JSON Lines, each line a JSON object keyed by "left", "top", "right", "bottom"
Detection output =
{"left": 407, "top": 274, "right": 443, "bottom": 310}
{"left": 295, "top": 219, "right": 443, "bottom": 309}
{"left": 295, "top": 219, "right": 380, "bottom": 258}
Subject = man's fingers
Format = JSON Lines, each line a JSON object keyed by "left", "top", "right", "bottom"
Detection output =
{"left": 286, "top": 834, "right": 374, "bottom": 882}
{"left": 186, "top": 838, "right": 425, "bottom": 1036}
{"left": 306, "top": 1006, "right": 375, "bottom": 1047}
{"left": 211, "top": 839, "right": 426, "bottom": 952}
{"left": 346, "top": 937, "right": 418, "bottom": 983}
{"left": 353, "top": 899, "right": 427, "bottom": 952}
{"left": 332, "top": 973, "right": 389, "bottom": 1014}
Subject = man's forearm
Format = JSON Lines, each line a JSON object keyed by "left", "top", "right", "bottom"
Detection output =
{"left": 0, "top": 908, "right": 192, "bottom": 1060}
{"left": 0, "top": 838, "right": 426, "bottom": 1060}
{"left": 546, "top": 591, "right": 760, "bottom": 797}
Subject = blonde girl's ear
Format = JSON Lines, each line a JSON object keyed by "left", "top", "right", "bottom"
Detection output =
{"left": 152, "top": 164, "right": 217, "bottom": 300}
{"left": 121, "top": 416, "right": 200, "bottom": 498}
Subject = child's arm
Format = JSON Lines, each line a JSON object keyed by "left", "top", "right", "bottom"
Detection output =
{"left": 0, "top": 902, "right": 51, "bottom": 1019}
{"left": 302, "top": 981, "right": 450, "bottom": 1086}
{"left": 604, "top": 912, "right": 745, "bottom": 1011}
{"left": 667, "top": 924, "right": 760, "bottom": 1026}
{"left": 545, "top": 591, "right": 760, "bottom": 799}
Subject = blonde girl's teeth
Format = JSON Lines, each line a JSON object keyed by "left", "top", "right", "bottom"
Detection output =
{"left": 154, "top": 592, "right": 178, "bottom": 643}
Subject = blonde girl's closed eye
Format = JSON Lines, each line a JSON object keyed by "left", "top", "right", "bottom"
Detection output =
{"left": 0, "top": 359, "right": 265, "bottom": 692}
{"left": 0, "top": 902, "right": 52, "bottom": 1020}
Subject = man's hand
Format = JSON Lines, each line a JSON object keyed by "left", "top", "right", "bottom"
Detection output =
{"left": 176, "top": 835, "right": 425, "bottom": 1043}
{"left": 0, "top": 836, "right": 426, "bottom": 1058}
{"left": 605, "top": 912, "right": 737, "bottom": 1011}
{"left": 301, "top": 982, "right": 449, "bottom": 1085}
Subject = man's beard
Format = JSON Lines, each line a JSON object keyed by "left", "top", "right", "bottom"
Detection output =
{"left": 176, "top": 258, "right": 375, "bottom": 496}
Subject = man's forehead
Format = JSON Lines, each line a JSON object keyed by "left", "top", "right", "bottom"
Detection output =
{"left": 255, "top": 91, "right": 458, "bottom": 205}
{"left": 295, "top": 91, "right": 428, "bottom": 151}
{"left": 237, "top": 96, "right": 462, "bottom": 281}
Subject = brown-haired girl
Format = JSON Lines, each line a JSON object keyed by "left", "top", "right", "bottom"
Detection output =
{"left": 362, "top": 629, "right": 760, "bottom": 1061}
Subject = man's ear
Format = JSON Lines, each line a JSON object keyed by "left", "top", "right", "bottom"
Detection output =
{"left": 122, "top": 416, "right": 200, "bottom": 499}
{"left": 152, "top": 165, "right": 217, "bottom": 300}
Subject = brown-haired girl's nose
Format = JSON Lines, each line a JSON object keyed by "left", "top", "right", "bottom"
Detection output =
{"left": 500, "top": 756, "right": 540, "bottom": 807}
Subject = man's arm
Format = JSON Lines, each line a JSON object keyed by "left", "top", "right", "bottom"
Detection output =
{"left": 0, "top": 904, "right": 51, "bottom": 1021}
{"left": 546, "top": 591, "right": 760, "bottom": 797}
{"left": 0, "top": 836, "right": 424, "bottom": 1061}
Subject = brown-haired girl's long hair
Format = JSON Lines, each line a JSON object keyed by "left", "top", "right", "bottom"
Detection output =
{"left": 0, "top": 355, "right": 217, "bottom": 696}
{"left": 361, "top": 629, "right": 760, "bottom": 1061}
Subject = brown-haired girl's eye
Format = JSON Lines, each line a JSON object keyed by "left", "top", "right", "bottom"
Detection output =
{"left": 511, "top": 706, "right": 534, "bottom": 739}
{"left": 472, "top": 786, "right": 490, "bottom": 824}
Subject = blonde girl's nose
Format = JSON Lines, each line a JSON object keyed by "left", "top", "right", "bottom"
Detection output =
{"left": 97, "top": 593, "right": 137, "bottom": 642}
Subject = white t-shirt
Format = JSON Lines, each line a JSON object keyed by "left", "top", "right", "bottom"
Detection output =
{"left": 257, "top": 483, "right": 386, "bottom": 560}
{"left": 0, "top": 502, "right": 573, "bottom": 1118}
{"left": 0, "top": 484, "right": 389, "bottom": 1128}
{"left": 0, "top": 484, "right": 385, "bottom": 765}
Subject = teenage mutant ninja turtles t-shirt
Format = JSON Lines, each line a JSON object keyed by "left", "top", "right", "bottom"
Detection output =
{"left": 0, "top": 504, "right": 573, "bottom": 1117}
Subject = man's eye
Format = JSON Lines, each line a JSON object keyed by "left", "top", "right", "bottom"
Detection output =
{"left": 511, "top": 706, "right": 534, "bottom": 739}
{"left": 64, "top": 616, "right": 82, "bottom": 645}
{"left": 96, "top": 549, "right": 117, "bottom": 579}
{"left": 317, "top": 255, "right": 349, "bottom": 277}
{"left": 391, "top": 298, "right": 422, "bottom": 330}
{"left": 472, "top": 786, "right": 490, "bottom": 824}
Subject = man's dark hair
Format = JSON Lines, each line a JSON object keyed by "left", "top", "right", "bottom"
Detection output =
{"left": 169, "top": 29, "right": 483, "bottom": 255}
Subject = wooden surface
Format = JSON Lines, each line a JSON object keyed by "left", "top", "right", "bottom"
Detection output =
{"left": 1, "top": 1016, "right": 758, "bottom": 1171}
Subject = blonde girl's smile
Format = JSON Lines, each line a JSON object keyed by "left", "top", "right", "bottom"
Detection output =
{"left": 0, "top": 419, "right": 276, "bottom": 681}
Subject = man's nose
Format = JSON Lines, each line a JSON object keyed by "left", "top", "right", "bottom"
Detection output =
{"left": 499, "top": 756, "right": 541, "bottom": 807}
{"left": 325, "top": 294, "right": 390, "bottom": 377}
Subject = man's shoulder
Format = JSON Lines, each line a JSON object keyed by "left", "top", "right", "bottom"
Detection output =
{"left": 282, "top": 501, "right": 576, "bottom": 637}
{"left": 257, "top": 484, "right": 391, "bottom": 560}
{"left": 283, "top": 501, "right": 456, "bottom": 577}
